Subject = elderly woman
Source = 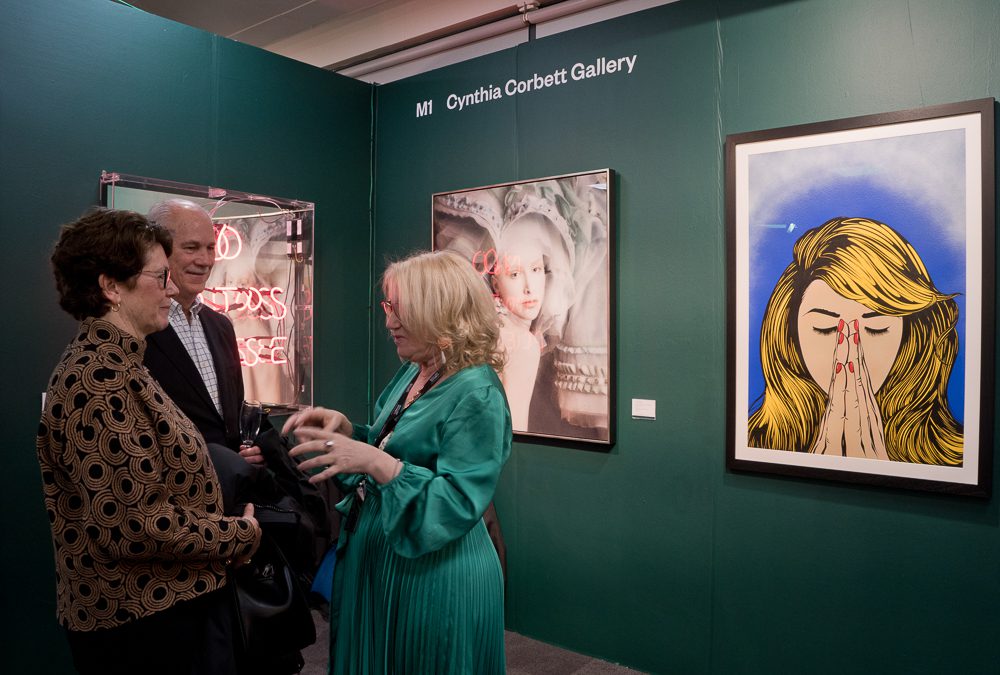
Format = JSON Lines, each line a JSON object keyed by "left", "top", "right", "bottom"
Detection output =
{"left": 37, "top": 208, "right": 261, "bottom": 675}
{"left": 284, "top": 250, "right": 512, "bottom": 673}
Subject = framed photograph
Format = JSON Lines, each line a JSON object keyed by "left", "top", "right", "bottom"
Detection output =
{"left": 433, "top": 169, "right": 615, "bottom": 445}
{"left": 726, "top": 99, "right": 994, "bottom": 495}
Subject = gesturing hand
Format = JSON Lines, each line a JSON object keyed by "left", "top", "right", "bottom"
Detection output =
{"left": 282, "top": 406, "right": 353, "bottom": 437}
{"left": 810, "top": 319, "right": 889, "bottom": 460}
{"left": 288, "top": 426, "right": 400, "bottom": 485}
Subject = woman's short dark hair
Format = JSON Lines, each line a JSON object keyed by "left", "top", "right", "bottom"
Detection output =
{"left": 51, "top": 208, "right": 173, "bottom": 320}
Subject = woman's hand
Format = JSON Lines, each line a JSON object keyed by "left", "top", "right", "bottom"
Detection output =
{"left": 233, "top": 503, "right": 262, "bottom": 567}
{"left": 282, "top": 406, "right": 353, "bottom": 437}
{"left": 810, "top": 320, "right": 889, "bottom": 460}
{"left": 288, "top": 426, "right": 400, "bottom": 484}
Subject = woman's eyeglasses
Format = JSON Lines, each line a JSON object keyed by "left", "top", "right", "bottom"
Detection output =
{"left": 380, "top": 299, "right": 404, "bottom": 325}
{"left": 140, "top": 268, "right": 171, "bottom": 290}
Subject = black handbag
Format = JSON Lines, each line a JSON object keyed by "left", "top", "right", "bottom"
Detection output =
{"left": 232, "top": 526, "right": 316, "bottom": 665}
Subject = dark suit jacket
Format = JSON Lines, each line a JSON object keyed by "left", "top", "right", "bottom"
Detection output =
{"left": 144, "top": 305, "right": 245, "bottom": 451}
{"left": 145, "top": 306, "right": 336, "bottom": 574}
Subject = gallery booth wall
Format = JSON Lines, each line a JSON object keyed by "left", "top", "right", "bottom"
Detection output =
{"left": 3, "top": 0, "right": 1000, "bottom": 673}
{"left": 0, "top": 1, "right": 372, "bottom": 671}
{"left": 372, "top": 0, "right": 1000, "bottom": 673}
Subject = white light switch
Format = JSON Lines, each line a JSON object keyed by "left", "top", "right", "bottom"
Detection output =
{"left": 631, "top": 398, "right": 656, "bottom": 420}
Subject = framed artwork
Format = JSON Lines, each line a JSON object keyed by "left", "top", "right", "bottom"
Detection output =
{"left": 726, "top": 99, "right": 994, "bottom": 495}
{"left": 101, "top": 171, "right": 314, "bottom": 414}
{"left": 433, "top": 169, "right": 615, "bottom": 445}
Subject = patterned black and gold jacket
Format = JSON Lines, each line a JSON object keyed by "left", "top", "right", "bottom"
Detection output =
{"left": 36, "top": 317, "right": 258, "bottom": 631}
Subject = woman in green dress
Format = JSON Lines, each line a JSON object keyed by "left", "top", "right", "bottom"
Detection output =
{"left": 284, "top": 250, "right": 512, "bottom": 674}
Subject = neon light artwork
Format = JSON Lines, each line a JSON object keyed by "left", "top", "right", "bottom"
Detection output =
{"left": 238, "top": 336, "right": 288, "bottom": 367}
{"left": 215, "top": 224, "right": 243, "bottom": 260}
{"left": 201, "top": 287, "right": 288, "bottom": 320}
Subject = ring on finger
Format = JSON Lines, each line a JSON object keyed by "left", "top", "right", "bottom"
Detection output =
{"left": 324, "top": 440, "right": 335, "bottom": 449}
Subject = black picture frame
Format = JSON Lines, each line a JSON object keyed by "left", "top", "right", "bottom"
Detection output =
{"left": 726, "top": 99, "right": 994, "bottom": 496}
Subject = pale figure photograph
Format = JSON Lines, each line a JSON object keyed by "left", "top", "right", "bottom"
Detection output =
{"left": 490, "top": 214, "right": 548, "bottom": 429}
{"left": 433, "top": 169, "right": 614, "bottom": 444}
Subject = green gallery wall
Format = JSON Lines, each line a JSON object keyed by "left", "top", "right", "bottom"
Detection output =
{"left": 373, "top": 1, "right": 1000, "bottom": 673}
{"left": 0, "top": 0, "right": 372, "bottom": 671}
{"left": 3, "top": 0, "right": 1000, "bottom": 673}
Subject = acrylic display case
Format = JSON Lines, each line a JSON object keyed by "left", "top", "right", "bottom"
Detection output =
{"left": 101, "top": 171, "right": 314, "bottom": 413}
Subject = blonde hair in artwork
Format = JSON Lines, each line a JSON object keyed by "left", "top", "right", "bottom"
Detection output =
{"left": 748, "top": 216, "right": 962, "bottom": 465}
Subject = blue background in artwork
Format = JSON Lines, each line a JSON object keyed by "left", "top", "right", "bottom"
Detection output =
{"left": 746, "top": 177, "right": 966, "bottom": 423}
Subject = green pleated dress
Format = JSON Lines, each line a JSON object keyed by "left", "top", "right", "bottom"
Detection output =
{"left": 329, "top": 362, "right": 512, "bottom": 674}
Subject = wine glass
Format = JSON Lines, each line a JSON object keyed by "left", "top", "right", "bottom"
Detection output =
{"left": 239, "top": 400, "right": 263, "bottom": 449}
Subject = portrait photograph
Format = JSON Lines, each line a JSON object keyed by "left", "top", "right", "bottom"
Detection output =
{"left": 432, "top": 169, "right": 615, "bottom": 445}
{"left": 726, "top": 99, "right": 994, "bottom": 495}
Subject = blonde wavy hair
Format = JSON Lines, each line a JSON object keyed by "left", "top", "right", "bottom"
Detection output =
{"left": 748, "top": 217, "right": 962, "bottom": 465}
{"left": 383, "top": 250, "right": 505, "bottom": 372}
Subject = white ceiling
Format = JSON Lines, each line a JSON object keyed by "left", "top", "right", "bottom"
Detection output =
{"left": 124, "top": 0, "right": 677, "bottom": 82}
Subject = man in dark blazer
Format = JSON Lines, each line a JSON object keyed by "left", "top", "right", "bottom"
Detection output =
{"left": 143, "top": 198, "right": 327, "bottom": 674}
{"left": 143, "top": 198, "right": 253, "bottom": 455}
{"left": 142, "top": 198, "right": 327, "bottom": 510}
{"left": 145, "top": 282, "right": 244, "bottom": 448}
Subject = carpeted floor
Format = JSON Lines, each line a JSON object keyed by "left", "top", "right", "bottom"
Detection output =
{"left": 301, "top": 611, "right": 639, "bottom": 674}
{"left": 504, "top": 631, "right": 640, "bottom": 674}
